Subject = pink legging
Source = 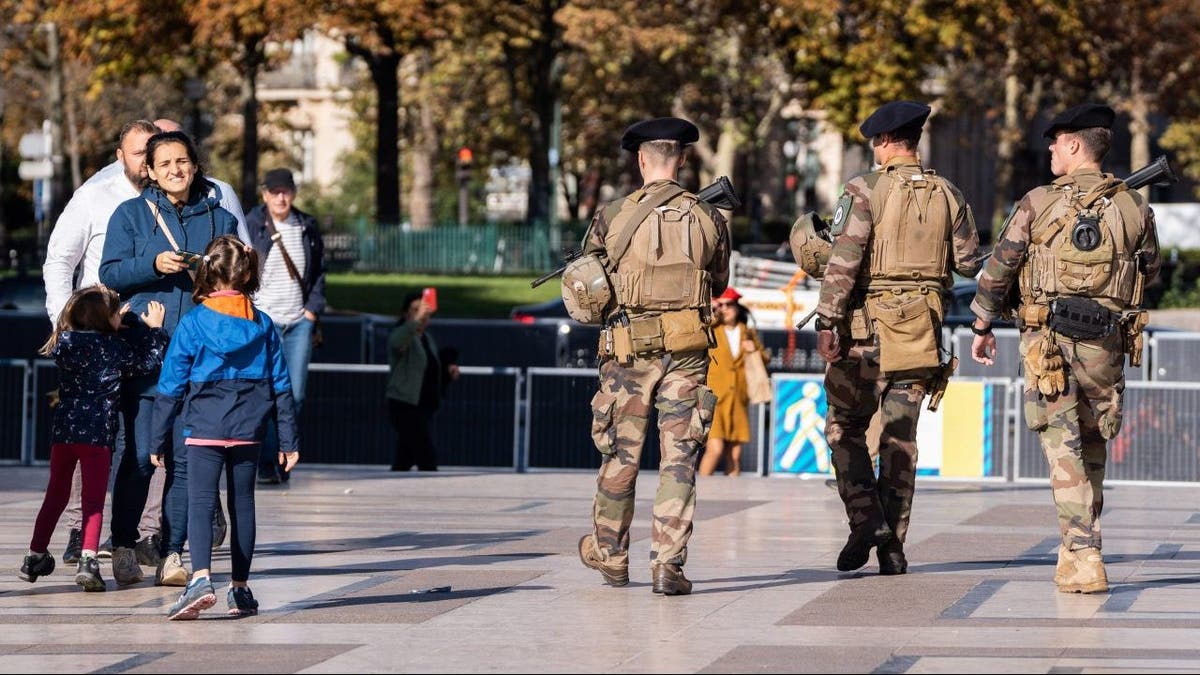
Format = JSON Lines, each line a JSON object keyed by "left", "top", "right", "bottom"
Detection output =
{"left": 30, "top": 443, "right": 111, "bottom": 554}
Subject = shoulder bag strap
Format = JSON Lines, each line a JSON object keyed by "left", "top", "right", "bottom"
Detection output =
{"left": 263, "top": 216, "right": 308, "bottom": 300}
{"left": 145, "top": 199, "right": 195, "bottom": 280}
{"left": 604, "top": 185, "right": 685, "bottom": 272}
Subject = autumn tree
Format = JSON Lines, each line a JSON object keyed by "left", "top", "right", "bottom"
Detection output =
{"left": 186, "top": 0, "right": 313, "bottom": 205}
{"left": 321, "top": 0, "right": 444, "bottom": 226}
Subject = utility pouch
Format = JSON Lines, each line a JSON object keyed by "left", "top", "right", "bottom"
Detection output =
{"left": 598, "top": 328, "right": 615, "bottom": 359}
{"left": 1122, "top": 310, "right": 1149, "bottom": 368}
{"left": 628, "top": 314, "right": 665, "bottom": 356}
{"left": 866, "top": 291, "right": 939, "bottom": 372}
{"left": 848, "top": 304, "right": 873, "bottom": 341}
{"left": 661, "top": 309, "right": 710, "bottom": 353}
{"left": 1047, "top": 296, "right": 1115, "bottom": 340}
{"left": 611, "top": 324, "right": 634, "bottom": 364}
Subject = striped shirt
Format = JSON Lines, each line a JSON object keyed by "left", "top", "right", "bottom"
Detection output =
{"left": 254, "top": 212, "right": 307, "bottom": 325}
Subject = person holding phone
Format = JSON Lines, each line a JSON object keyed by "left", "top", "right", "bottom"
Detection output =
{"left": 99, "top": 130, "right": 239, "bottom": 589}
{"left": 385, "top": 291, "right": 459, "bottom": 471}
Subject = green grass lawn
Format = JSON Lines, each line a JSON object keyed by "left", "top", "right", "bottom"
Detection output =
{"left": 325, "top": 273, "right": 561, "bottom": 318}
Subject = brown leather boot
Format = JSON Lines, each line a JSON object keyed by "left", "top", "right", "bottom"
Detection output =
{"left": 1057, "top": 546, "right": 1108, "bottom": 594}
{"left": 578, "top": 535, "right": 628, "bottom": 587}
{"left": 651, "top": 563, "right": 692, "bottom": 596}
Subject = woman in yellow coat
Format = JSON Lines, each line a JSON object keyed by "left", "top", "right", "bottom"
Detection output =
{"left": 700, "top": 287, "right": 767, "bottom": 476}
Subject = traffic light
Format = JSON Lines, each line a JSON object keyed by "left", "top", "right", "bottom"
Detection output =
{"left": 456, "top": 147, "right": 473, "bottom": 183}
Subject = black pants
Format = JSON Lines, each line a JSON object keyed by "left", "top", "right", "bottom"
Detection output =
{"left": 387, "top": 399, "right": 437, "bottom": 471}
{"left": 187, "top": 444, "right": 257, "bottom": 582}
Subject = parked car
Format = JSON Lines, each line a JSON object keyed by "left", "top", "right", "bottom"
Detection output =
{"left": 510, "top": 297, "right": 572, "bottom": 323}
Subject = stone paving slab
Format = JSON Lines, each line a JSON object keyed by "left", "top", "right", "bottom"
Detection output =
{"left": 2, "top": 466, "right": 1200, "bottom": 673}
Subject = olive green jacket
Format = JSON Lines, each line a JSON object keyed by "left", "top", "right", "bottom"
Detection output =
{"left": 385, "top": 320, "right": 441, "bottom": 405}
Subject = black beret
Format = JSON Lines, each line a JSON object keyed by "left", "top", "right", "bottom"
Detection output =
{"left": 1043, "top": 103, "right": 1115, "bottom": 139}
{"left": 859, "top": 101, "right": 931, "bottom": 139}
{"left": 620, "top": 117, "right": 700, "bottom": 152}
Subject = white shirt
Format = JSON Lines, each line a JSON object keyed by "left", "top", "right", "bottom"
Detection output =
{"left": 43, "top": 166, "right": 140, "bottom": 323}
{"left": 43, "top": 161, "right": 249, "bottom": 323}
{"left": 254, "top": 212, "right": 308, "bottom": 326}
{"left": 724, "top": 325, "right": 743, "bottom": 359}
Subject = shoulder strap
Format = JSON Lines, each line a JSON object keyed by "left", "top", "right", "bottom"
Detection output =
{"left": 605, "top": 185, "right": 685, "bottom": 271}
{"left": 145, "top": 199, "right": 196, "bottom": 281}
{"left": 263, "top": 216, "right": 307, "bottom": 295}
{"left": 146, "top": 199, "right": 182, "bottom": 251}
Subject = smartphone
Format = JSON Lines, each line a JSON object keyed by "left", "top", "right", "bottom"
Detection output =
{"left": 422, "top": 287, "right": 438, "bottom": 312}
{"left": 177, "top": 250, "right": 203, "bottom": 270}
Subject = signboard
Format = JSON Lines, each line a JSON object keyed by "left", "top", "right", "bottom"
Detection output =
{"left": 738, "top": 286, "right": 821, "bottom": 330}
{"left": 770, "top": 375, "right": 998, "bottom": 478}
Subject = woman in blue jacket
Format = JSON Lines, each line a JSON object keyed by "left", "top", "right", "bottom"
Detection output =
{"left": 99, "top": 131, "right": 239, "bottom": 588}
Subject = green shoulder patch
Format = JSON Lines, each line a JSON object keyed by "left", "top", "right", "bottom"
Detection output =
{"left": 830, "top": 193, "right": 853, "bottom": 236}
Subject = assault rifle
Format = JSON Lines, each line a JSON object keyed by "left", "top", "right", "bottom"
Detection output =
{"left": 530, "top": 176, "right": 742, "bottom": 289}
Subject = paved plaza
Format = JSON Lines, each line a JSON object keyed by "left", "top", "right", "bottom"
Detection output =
{"left": 2, "top": 466, "right": 1200, "bottom": 673}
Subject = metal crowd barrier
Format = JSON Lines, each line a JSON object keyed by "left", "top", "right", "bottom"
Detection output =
{"left": 1, "top": 358, "right": 1199, "bottom": 485}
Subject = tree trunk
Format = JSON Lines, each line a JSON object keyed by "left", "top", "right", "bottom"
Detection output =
{"left": 240, "top": 48, "right": 260, "bottom": 207}
{"left": 524, "top": 0, "right": 562, "bottom": 227}
{"left": 992, "top": 42, "right": 1021, "bottom": 233}
{"left": 408, "top": 51, "right": 436, "bottom": 231}
{"left": 1129, "top": 62, "right": 1152, "bottom": 200}
{"left": 371, "top": 53, "right": 403, "bottom": 225}
{"left": 65, "top": 91, "right": 82, "bottom": 189}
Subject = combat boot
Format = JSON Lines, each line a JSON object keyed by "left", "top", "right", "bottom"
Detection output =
{"left": 877, "top": 539, "right": 907, "bottom": 575}
{"left": 577, "top": 535, "right": 628, "bottom": 587}
{"left": 1054, "top": 546, "right": 1077, "bottom": 586}
{"left": 651, "top": 563, "right": 692, "bottom": 596}
{"left": 1057, "top": 546, "right": 1108, "bottom": 594}
{"left": 837, "top": 519, "right": 894, "bottom": 572}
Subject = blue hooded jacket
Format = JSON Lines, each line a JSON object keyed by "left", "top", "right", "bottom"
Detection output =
{"left": 99, "top": 181, "right": 239, "bottom": 336}
{"left": 150, "top": 294, "right": 298, "bottom": 457}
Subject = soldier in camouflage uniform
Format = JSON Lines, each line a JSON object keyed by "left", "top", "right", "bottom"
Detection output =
{"left": 970, "top": 103, "right": 1160, "bottom": 594}
{"left": 577, "top": 117, "right": 729, "bottom": 596}
{"left": 815, "top": 101, "right": 983, "bottom": 575}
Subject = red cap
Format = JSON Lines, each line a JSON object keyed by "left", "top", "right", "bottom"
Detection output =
{"left": 717, "top": 287, "right": 742, "bottom": 302}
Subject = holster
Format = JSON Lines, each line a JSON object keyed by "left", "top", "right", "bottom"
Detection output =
{"left": 1122, "top": 310, "right": 1149, "bottom": 367}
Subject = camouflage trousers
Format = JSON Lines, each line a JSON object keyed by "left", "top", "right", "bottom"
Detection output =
{"left": 589, "top": 350, "right": 717, "bottom": 568}
{"left": 825, "top": 340, "right": 934, "bottom": 543}
{"left": 1021, "top": 329, "right": 1125, "bottom": 551}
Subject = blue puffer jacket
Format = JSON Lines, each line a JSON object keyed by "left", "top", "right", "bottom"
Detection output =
{"left": 150, "top": 293, "right": 298, "bottom": 457}
{"left": 99, "top": 181, "right": 239, "bottom": 336}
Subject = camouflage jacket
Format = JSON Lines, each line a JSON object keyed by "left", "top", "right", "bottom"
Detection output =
{"left": 817, "top": 157, "right": 984, "bottom": 323}
{"left": 582, "top": 178, "right": 731, "bottom": 298}
{"left": 971, "top": 169, "right": 1161, "bottom": 322}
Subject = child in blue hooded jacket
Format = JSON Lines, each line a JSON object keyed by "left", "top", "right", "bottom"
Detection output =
{"left": 150, "top": 235, "right": 300, "bottom": 620}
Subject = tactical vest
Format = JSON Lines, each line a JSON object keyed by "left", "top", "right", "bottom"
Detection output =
{"left": 1019, "top": 175, "right": 1144, "bottom": 313}
{"left": 606, "top": 185, "right": 721, "bottom": 314}
{"left": 859, "top": 165, "right": 958, "bottom": 293}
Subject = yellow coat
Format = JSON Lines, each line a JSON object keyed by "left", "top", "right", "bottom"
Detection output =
{"left": 707, "top": 321, "right": 767, "bottom": 443}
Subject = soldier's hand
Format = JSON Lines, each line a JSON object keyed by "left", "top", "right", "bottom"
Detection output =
{"left": 971, "top": 333, "right": 997, "bottom": 366}
{"left": 816, "top": 329, "right": 841, "bottom": 363}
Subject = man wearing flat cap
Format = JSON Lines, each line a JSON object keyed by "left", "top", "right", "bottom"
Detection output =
{"left": 576, "top": 116, "right": 729, "bottom": 596}
{"left": 246, "top": 168, "right": 328, "bottom": 484}
{"left": 814, "top": 100, "right": 983, "bottom": 576}
{"left": 970, "top": 103, "right": 1160, "bottom": 594}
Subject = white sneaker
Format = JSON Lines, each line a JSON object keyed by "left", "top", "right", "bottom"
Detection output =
{"left": 111, "top": 547, "right": 143, "bottom": 586}
{"left": 155, "top": 552, "right": 189, "bottom": 587}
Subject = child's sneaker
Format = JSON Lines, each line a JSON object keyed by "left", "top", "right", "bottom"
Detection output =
{"left": 167, "top": 576, "right": 216, "bottom": 621}
{"left": 74, "top": 555, "right": 106, "bottom": 592}
{"left": 18, "top": 551, "right": 55, "bottom": 582}
{"left": 227, "top": 586, "right": 259, "bottom": 616}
